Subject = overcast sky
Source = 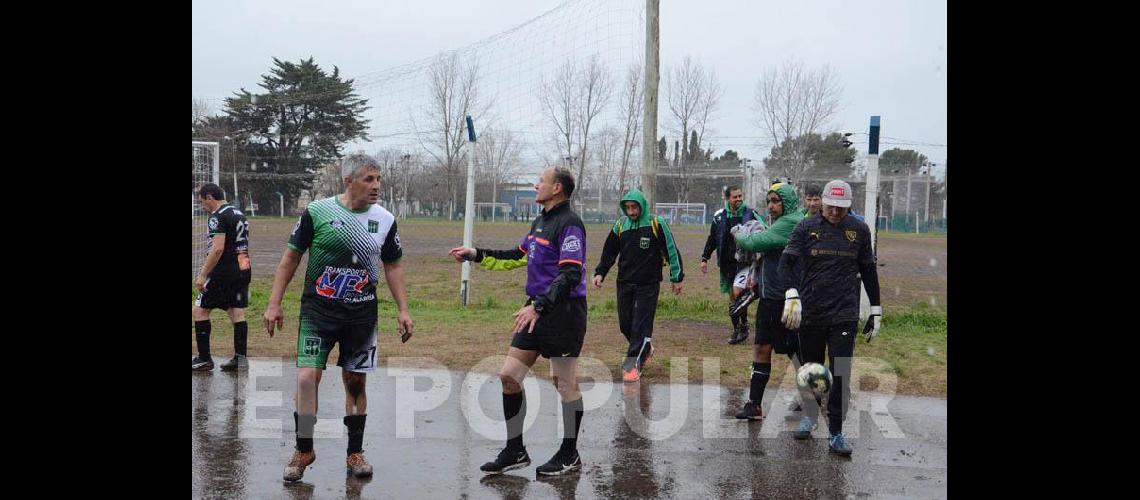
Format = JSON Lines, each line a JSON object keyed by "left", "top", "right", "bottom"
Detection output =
{"left": 193, "top": 0, "right": 947, "bottom": 176}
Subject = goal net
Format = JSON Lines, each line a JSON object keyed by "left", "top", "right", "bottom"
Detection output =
{"left": 192, "top": 141, "right": 220, "bottom": 279}
{"left": 654, "top": 202, "right": 707, "bottom": 225}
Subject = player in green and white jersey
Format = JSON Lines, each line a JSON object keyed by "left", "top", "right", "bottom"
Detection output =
{"left": 264, "top": 154, "right": 415, "bottom": 481}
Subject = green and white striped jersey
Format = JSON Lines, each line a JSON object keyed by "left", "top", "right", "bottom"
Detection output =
{"left": 288, "top": 197, "right": 402, "bottom": 320}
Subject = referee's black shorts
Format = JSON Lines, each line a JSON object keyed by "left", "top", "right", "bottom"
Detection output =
{"left": 510, "top": 297, "right": 587, "bottom": 359}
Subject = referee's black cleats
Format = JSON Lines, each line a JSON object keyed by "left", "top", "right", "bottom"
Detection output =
{"left": 536, "top": 449, "right": 581, "bottom": 476}
{"left": 480, "top": 446, "right": 531, "bottom": 474}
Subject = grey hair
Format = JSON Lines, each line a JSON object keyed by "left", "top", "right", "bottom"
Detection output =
{"left": 341, "top": 153, "right": 381, "bottom": 179}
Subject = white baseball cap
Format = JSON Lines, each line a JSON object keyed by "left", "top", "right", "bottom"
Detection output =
{"left": 822, "top": 180, "right": 853, "bottom": 208}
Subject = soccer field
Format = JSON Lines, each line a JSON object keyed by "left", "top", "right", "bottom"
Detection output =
{"left": 193, "top": 216, "right": 947, "bottom": 396}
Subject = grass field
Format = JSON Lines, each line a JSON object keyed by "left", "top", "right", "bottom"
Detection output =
{"left": 193, "top": 216, "right": 947, "bottom": 396}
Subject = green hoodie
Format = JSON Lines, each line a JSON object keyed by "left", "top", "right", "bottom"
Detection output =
{"left": 594, "top": 188, "right": 684, "bottom": 283}
{"left": 734, "top": 182, "right": 803, "bottom": 253}
{"left": 735, "top": 182, "right": 803, "bottom": 299}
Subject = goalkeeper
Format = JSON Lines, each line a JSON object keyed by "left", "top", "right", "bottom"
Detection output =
{"left": 776, "top": 179, "right": 881, "bottom": 456}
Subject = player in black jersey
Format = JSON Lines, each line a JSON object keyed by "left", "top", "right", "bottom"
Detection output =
{"left": 193, "top": 183, "right": 252, "bottom": 372}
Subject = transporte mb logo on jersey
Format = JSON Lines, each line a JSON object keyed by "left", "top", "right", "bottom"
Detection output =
{"left": 315, "top": 267, "right": 370, "bottom": 298}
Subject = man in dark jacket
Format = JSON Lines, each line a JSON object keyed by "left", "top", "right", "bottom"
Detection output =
{"left": 593, "top": 188, "right": 684, "bottom": 383}
{"left": 701, "top": 186, "right": 762, "bottom": 344}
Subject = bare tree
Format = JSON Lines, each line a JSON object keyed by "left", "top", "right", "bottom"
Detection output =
{"left": 664, "top": 56, "right": 721, "bottom": 202}
{"left": 617, "top": 62, "right": 643, "bottom": 194}
{"left": 539, "top": 56, "right": 614, "bottom": 210}
{"left": 592, "top": 128, "right": 622, "bottom": 212}
{"left": 193, "top": 97, "right": 213, "bottom": 129}
{"left": 574, "top": 56, "right": 614, "bottom": 209}
{"left": 371, "top": 149, "right": 408, "bottom": 207}
{"left": 540, "top": 59, "right": 579, "bottom": 173}
{"left": 417, "top": 52, "right": 489, "bottom": 220}
{"left": 475, "top": 128, "right": 523, "bottom": 206}
{"left": 312, "top": 162, "right": 344, "bottom": 199}
{"left": 752, "top": 59, "right": 843, "bottom": 182}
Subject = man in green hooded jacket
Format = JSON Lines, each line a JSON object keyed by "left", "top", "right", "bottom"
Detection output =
{"left": 593, "top": 188, "right": 684, "bottom": 383}
{"left": 731, "top": 182, "right": 804, "bottom": 420}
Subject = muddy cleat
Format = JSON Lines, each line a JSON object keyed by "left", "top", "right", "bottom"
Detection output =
{"left": 727, "top": 323, "right": 741, "bottom": 344}
{"left": 793, "top": 416, "right": 817, "bottom": 440}
{"left": 536, "top": 448, "right": 581, "bottom": 476}
{"left": 219, "top": 354, "right": 249, "bottom": 371}
{"left": 728, "top": 323, "right": 750, "bottom": 345}
{"left": 480, "top": 446, "right": 531, "bottom": 474}
{"left": 346, "top": 452, "right": 374, "bottom": 477}
{"left": 829, "top": 432, "right": 853, "bottom": 456}
{"left": 735, "top": 400, "right": 764, "bottom": 420}
{"left": 622, "top": 366, "right": 641, "bottom": 383}
{"left": 192, "top": 356, "right": 214, "bottom": 371}
{"left": 283, "top": 449, "right": 316, "bottom": 482}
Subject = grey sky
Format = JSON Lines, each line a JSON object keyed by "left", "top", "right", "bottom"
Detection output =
{"left": 193, "top": 0, "right": 947, "bottom": 176}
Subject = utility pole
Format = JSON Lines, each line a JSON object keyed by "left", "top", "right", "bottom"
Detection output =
{"left": 641, "top": 0, "right": 660, "bottom": 211}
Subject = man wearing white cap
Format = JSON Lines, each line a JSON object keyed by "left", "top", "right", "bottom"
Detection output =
{"left": 775, "top": 179, "right": 882, "bottom": 456}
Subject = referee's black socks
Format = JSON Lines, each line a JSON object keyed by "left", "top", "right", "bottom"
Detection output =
{"left": 560, "top": 397, "right": 584, "bottom": 453}
{"left": 503, "top": 391, "right": 526, "bottom": 450}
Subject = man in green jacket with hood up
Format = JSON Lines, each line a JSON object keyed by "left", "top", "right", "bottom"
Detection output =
{"left": 593, "top": 188, "right": 684, "bottom": 383}
{"left": 731, "top": 182, "right": 804, "bottom": 420}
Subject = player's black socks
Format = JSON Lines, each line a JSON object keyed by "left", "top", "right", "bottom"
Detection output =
{"left": 749, "top": 362, "right": 771, "bottom": 403}
{"left": 345, "top": 414, "right": 367, "bottom": 455}
{"left": 195, "top": 320, "right": 211, "bottom": 358}
{"left": 233, "top": 321, "right": 248, "bottom": 356}
{"left": 295, "top": 411, "right": 317, "bottom": 452}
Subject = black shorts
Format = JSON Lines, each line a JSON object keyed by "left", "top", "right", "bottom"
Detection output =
{"left": 194, "top": 277, "right": 250, "bottom": 310}
{"left": 296, "top": 312, "right": 378, "bottom": 373}
{"left": 755, "top": 298, "right": 794, "bottom": 354}
{"left": 510, "top": 298, "right": 587, "bottom": 358}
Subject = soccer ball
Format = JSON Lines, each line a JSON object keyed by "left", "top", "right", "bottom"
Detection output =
{"left": 796, "top": 362, "right": 833, "bottom": 398}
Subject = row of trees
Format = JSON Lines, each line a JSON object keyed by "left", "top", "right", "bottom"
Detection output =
{"left": 192, "top": 56, "right": 932, "bottom": 216}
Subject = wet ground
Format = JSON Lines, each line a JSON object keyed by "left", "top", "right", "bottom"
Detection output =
{"left": 193, "top": 359, "right": 946, "bottom": 499}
